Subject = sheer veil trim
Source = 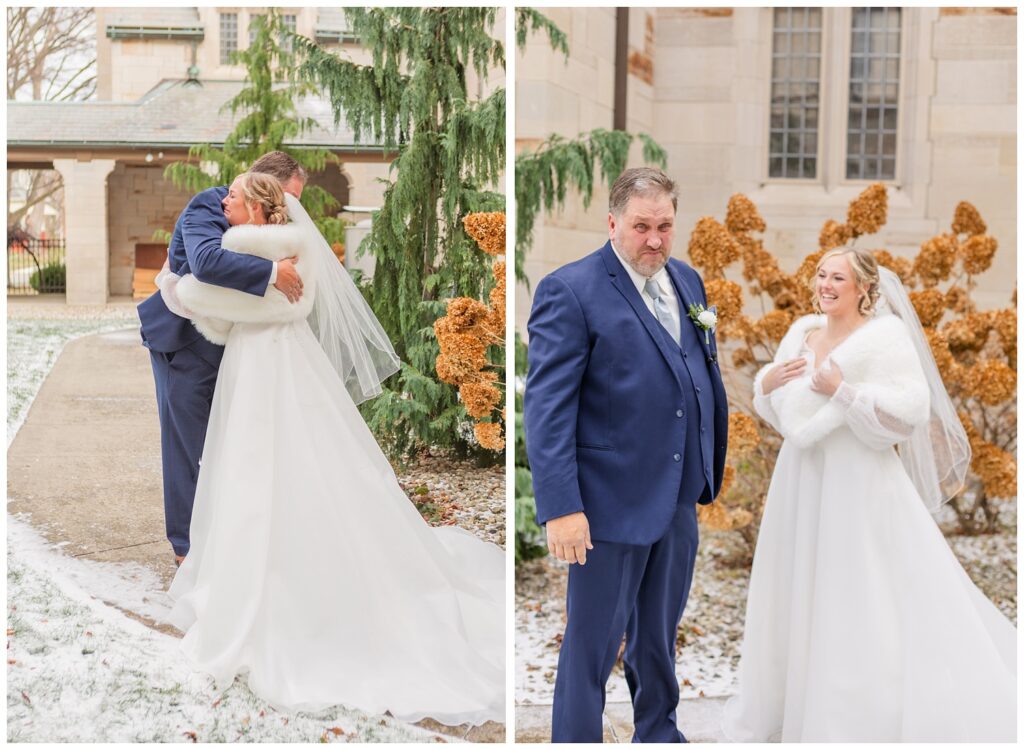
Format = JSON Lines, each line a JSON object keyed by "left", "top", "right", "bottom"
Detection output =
{"left": 286, "top": 194, "right": 401, "bottom": 404}
{"left": 875, "top": 266, "right": 971, "bottom": 511}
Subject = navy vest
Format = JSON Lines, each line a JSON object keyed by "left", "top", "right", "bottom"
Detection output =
{"left": 654, "top": 278, "right": 716, "bottom": 505}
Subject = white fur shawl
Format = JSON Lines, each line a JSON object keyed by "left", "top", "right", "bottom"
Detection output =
{"left": 753, "top": 313, "right": 930, "bottom": 448}
{"left": 175, "top": 223, "right": 316, "bottom": 345}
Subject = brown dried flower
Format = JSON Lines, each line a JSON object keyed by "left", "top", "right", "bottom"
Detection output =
{"left": 926, "top": 328, "right": 961, "bottom": 385}
{"left": 846, "top": 183, "right": 888, "bottom": 236}
{"left": 872, "top": 250, "right": 914, "bottom": 286}
{"left": 705, "top": 279, "right": 744, "bottom": 330}
{"left": 473, "top": 421, "right": 505, "bottom": 451}
{"left": 990, "top": 308, "right": 1016, "bottom": 367}
{"left": 942, "top": 312, "right": 992, "bottom": 354}
{"left": 960, "top": 234, "right": 998, "bottom": 276}
{"left": 445, "top": 297, "right": 490, "bottom": 332}
{"left": 972, "top": 442, "right": 1016, "bottom": 499}
{"left": 460, "top": 379, "right": 502, "bottom": 419}
{"left": 688, "top": 217, "right": 740, "bottom": 279}
{"left": 435, "top": 332, "right": 486, "bottom": 380}
{"left": 944, "top": 286, "right": 975, "bottom": 315}
{"left": 951, "top": 201, "right": 987, "bottom": 237}
{"left": 728, "top": 412, "right": 761, "bottom": 459}
{"left": 960, "top": 359, "right": 1016, "bottom": 406}
{"left": 913, "top": 235, "right": 957, "bottom": 288}
{"left": 819, "top": 220, "right": 852, "bottom": 251}
{"left": 696, "top": 498, "right": 753, "bottom": 531}
{"left": 909, "top": 289, "right": 946, "bottom": 329}
{"left": 463, "top": 212, "right": 506, "bottom": 256}
{"left": 754, "top": 309, "right": 793, "bottom": 344}
{"left": 732, "top": 347, "right": 755, "bottom": 368}
{"left": 724, "top": 194, "right": 766, "bottom": 235}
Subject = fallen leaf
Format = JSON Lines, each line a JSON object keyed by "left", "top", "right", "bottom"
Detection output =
{"left": 6, "top": 629, "right": 14, "bottom": 636}
{"left": 84, "top": 631, "right": 93, "bottom": 637}
{"left": 699, "top": 690, "right": 706, "bottom": 698}
{"left": 20, "top": 691, "right": 30, "bottom": 706}
{"left": 8, "top": 659, "right": 16, "bottom": 665}
{"left": 682, "top": 678, "right": 693, "bottom": 687}
{"left": 183, "top": 731, "right": 197, "bottom": 743}
{"left": 327, "top": 727, "right": 345, "bottom": 736}
{"left": 691, "top": 625, "right": 705, "bottom": 636}
{"left": 212, "top": 698, "right": 221, "bottom": 708}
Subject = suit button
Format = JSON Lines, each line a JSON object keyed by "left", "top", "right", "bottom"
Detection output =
{"left": 676, "top": 409, "right": 684, "bottom": 418}
{"left": 701, "top": 426, "right": 706, "bottom": 434}
{"left": 705, "top": 464, "right": 710, "bottom": 473}
{"left": 683, "top": 352, "right": 688, "bottom": 358}
{"left": 673, "top": 453, "right": 681, "bottom": 462}
{"left": 696, "top": 386, "right": 701, "bottom": 393}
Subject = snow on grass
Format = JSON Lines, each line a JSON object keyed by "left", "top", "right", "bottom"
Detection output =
{"left": 6, "top": 316, "right": 454, "bottom": 743}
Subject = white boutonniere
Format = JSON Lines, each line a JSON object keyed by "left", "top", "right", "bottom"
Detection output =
{"left": 687, "top": 303, "right": 717, "bottom": 346}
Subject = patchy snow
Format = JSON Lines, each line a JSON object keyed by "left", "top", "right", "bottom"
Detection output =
{"left": 5, "top": 316, "right": 457, "bottom": 742}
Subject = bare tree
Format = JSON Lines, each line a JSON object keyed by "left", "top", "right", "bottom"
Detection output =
{"left": 7, "top": 7, "right": 96, "bottom": 234}
{"left": 7, "top": 7, "right": 96, "bottom": 101}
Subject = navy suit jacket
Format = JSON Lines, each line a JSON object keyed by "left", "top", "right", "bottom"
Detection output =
{"left": 138, "top": 186, "right": 274, "bottom": 354}
{"left": 524, "top": 241, "right": 729, "bottom": 546}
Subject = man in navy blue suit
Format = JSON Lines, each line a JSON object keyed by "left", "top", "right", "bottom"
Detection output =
{"left": 138, "top": 151, "right": 307, "bottom": 567}
{"left": 524, "top": 168, "right": 729, "bottom": 742}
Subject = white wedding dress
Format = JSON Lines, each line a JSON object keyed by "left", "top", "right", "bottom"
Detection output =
{"left": 163, "top": 223, "right": 504, "bottom": 726}
{"left": 722, "top": 313, "right": 1016, "bottom": 742}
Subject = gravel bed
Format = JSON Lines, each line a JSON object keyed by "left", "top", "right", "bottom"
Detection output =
{"left": 516, "top": 508, "right": 1017, "bottom": 705}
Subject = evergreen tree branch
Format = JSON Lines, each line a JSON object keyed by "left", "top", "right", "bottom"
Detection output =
{"left": 515, "top": 8, "right": 569, "bottom": 58}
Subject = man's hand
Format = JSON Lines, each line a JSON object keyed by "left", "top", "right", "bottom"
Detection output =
{"left": 546, "top": 511, "right": 594, "bottom": 565}
{"left": 274, "top": 257, "right": 303, "bottom": 303}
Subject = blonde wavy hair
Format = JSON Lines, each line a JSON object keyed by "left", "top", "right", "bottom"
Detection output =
{"left": 811, "top": 247, "right": 881, "bottom": 316}
{"left": 237, "top": 171, "right": 289, "bottom": 225}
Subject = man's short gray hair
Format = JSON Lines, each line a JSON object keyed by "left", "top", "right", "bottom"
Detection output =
{"left": 609, "top": 167, "right": 678, "bottom": 217}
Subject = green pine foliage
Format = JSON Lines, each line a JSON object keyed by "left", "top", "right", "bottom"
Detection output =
{"left": 292, "top": 8, "right": 505, "bottom": 460}
{"left": 163, "top": 11, "right": 345, "bottom": 240}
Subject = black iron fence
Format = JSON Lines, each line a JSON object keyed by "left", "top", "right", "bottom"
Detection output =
{"left": 7, "top": 238, "right": 66, "bottom": 295}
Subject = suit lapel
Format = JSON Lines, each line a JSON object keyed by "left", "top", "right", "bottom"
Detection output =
{"left": 599, "top": 243, "right": 685, "bottom": 394}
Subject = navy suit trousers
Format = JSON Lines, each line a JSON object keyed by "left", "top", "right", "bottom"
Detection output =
{"left": 552, "top": 496, "right": 702, "bottom": 743}
{"left": 149, "top": 339, "right": 220, "bottom": 556}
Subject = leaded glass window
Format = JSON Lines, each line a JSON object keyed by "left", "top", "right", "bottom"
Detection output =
{"left": 768, "top": 8, "right": 823, "bottom": 179}
{"left": 846, "top": 7, "right": 900, "bottom": 180}
{"left": 219, "top": 12, "right": 238, "bottom": 65}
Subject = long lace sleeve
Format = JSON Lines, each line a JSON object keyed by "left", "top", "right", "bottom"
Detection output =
{"left": 832, "top": 380, "right": 917, "bottom": 450}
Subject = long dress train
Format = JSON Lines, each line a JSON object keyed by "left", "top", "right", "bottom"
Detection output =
{"left": 167, "top": 319, "right": 504, "bottom": 726}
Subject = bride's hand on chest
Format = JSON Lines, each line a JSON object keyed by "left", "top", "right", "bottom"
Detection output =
{"left": 809, "top": 359, "right": 844, "bottom": 396}
{"left": 762, "top": 357, "right": 807, "bottom": 394}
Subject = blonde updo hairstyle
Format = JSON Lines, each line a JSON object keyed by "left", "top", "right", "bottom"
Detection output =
{"left": 811, "top": 247, "right": 881, "bottom": 316}
{"left": 238, "top": 171, "right": 289, "bottom": 225}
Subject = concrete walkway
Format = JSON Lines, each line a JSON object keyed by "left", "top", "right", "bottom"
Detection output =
{"left": 6, "top": 327, "right": 503, "bottom": 742}
{"left": 515, "top": 697, "right": 729, "bottom": 743}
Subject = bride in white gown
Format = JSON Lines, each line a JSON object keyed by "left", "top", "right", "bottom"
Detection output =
{"left": 159, "top": 172, "right": 504, "bottom": 726}
{"left": 722, "top": 247, "right": 1016, "bottom": 742}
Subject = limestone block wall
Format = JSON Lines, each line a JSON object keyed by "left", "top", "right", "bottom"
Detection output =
{"left": 516, "top": 8, "right": 656, "bottom": 328}
{"left": 927, "top": 9, "right": 1016, "bottom": 310}
{"left": 517, "top": 6, "right": 1017, "bottom": 331}
{"left": 106, "top": 165, "right": 193, "bottom": 297}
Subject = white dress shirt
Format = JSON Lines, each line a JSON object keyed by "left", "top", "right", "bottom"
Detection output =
{"left": 610, "top": 242, "right": 682, "bottom": 341}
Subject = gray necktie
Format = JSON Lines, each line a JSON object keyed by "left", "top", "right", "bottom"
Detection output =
{"left": 644, "top": 277, "right": 680, "bottom": 346}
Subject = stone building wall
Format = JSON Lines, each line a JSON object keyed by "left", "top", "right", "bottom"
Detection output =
{"left": 106, "top": 164, "right": 192, "bottom": 297}
{"left": 516, "top": 6, "right": 1016, "bottom": 329}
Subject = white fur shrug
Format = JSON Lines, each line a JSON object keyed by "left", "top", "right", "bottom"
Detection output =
{"left": 175, "top": 223, "right": 316, "bottom": 345}
{"left": 752, "top": 313, "right": 930, "bottom": 449}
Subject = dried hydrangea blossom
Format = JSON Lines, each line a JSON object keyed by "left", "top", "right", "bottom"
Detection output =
{"left": 728, "top": 412, "right": 761, "bottom": 458}
{"left": 725, "top": 193, "right": 766, "bottom": 235}
{"left": 705, "top": 278, "right": 744, "bottom": 331}
{"left": 960, "top": 234, "right": 998, "bottom": 276}
{"left": 819, "top": 219, "right": 853, "bottom": 251}
{"left": 754, "top": 309, "right": 793, "bottom": 344}
{"left": 909, "top": 289, "right": 946, "bottom": 329}
{"left": 913, "top": 235, "right": 957, "bottom": 288}
{"left": 846, "top": 183, "right": 887, "bottom": 236}
{"left": 445, "top": 297, "right": 490, "bottom": 331}
{"left": 473, "top": 421, "right": 504, "bottom": 451}
{"left": 871, "top": 249, "right": 914, "bottom": 286}
{"left": 972, "top": 441, "right": 1017, "bottom": 499}
{"left": 961, "top": 359, "right": 1017, "bottom": 406}
{"left": 944, "top": 285, "right": 975, "bottom": 315}
{"left": 926, "top": 328, "right": 961, "bottom": 384}
{"left": 942, "top": 312, "right": 993, "bottom": 354}
{"left": 462, "top": 212, "right": 506, "bottom": 256}
{"left": 688, "top": 216, "right": 740, "bottom": 279}
{"left": 459, "top": 377, "right": 502, "bottom": 419}
{"left": 952, "top": 201, "right": 987, "bottom": 237}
